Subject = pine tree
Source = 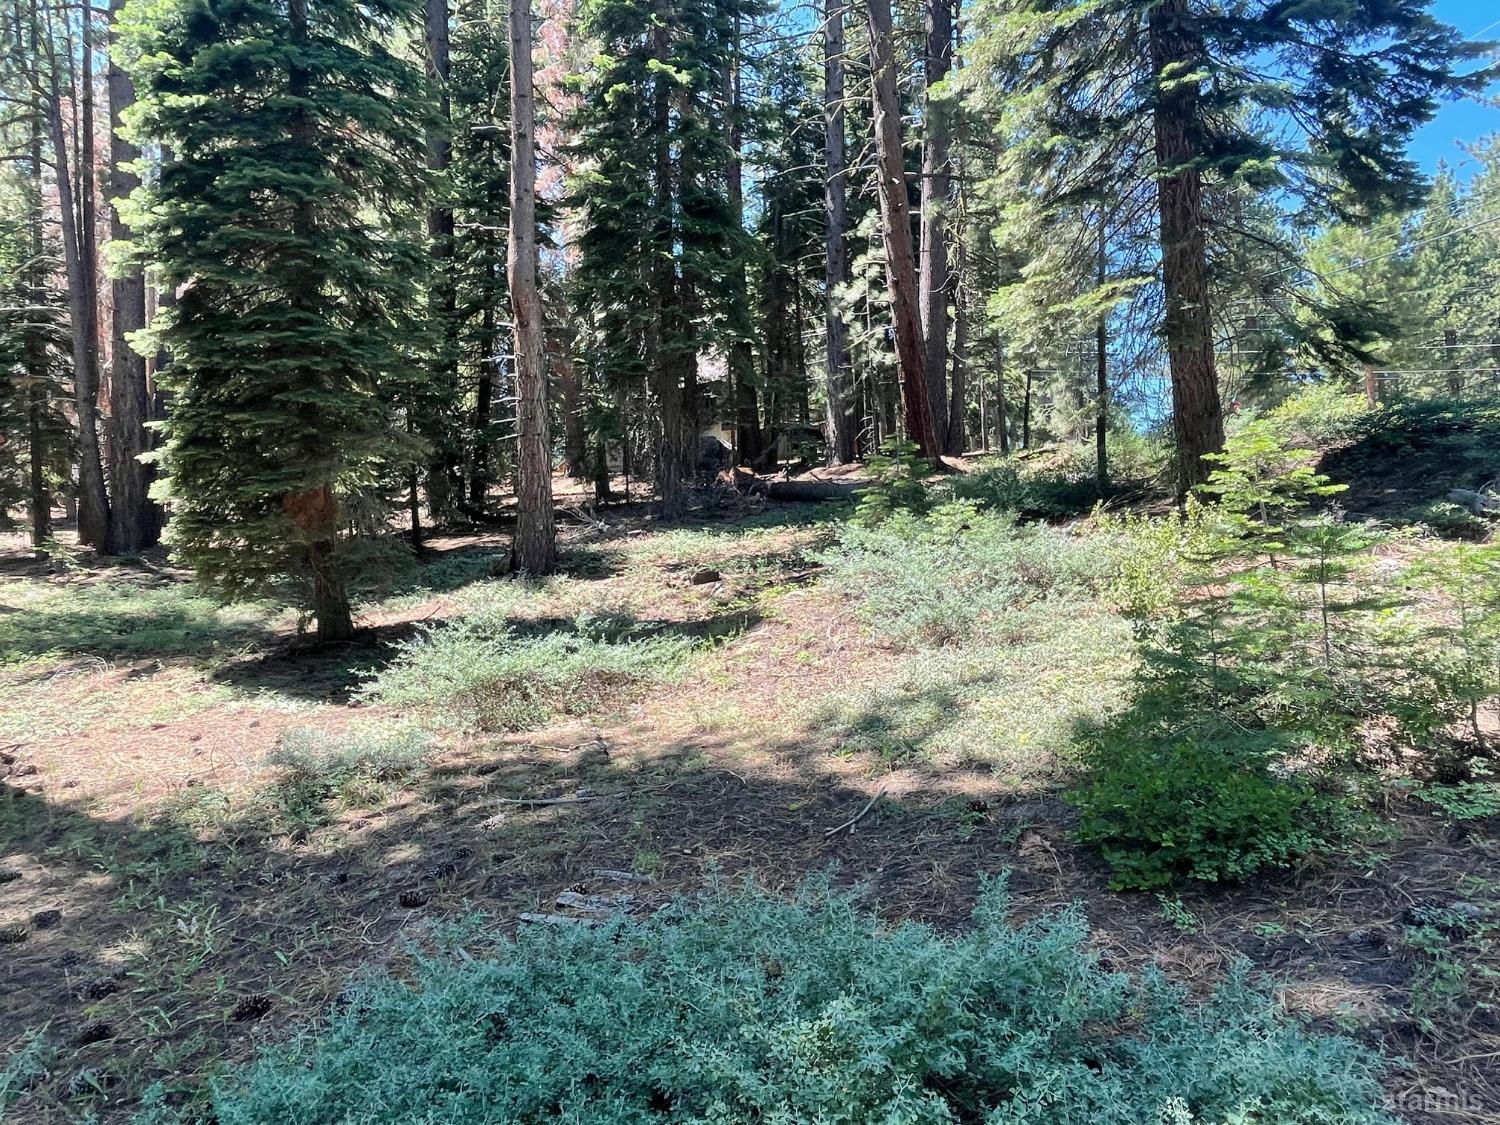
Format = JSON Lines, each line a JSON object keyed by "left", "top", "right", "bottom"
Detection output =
{"left": 969, "top": 0, "right": 1492, "bottom": 490}
{"left": 509, "top": 0, "right": 556, "bottom": 574}
{"left": 448, "top": 0, "right": 510, "bottom": 508}
{"left": 569, "top": 0, "right": 753, "bottom": 515}
{"left": 124, "top": 0, "right": 430, "bottom": 640}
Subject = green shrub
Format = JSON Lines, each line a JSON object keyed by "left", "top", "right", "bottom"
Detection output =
{"left": 363, "top": 609, "right": 699, "bottom": 730}
{"left": 1263, "top": 384, "right": 1372, "bottom": 446}
{"left": 946, "top": 456, "right": 1103, "bottom": 518}
{"left": 815, "top": 503, "right": 1115, "bottom": 647}
{"left": 1070, "top": 716, "right": 1332, "bottom": 890}
{"left": 246, "top": 723, "right": 435, "bottom": 840}
{"left": 194, "top": 881, "right": 1393, "bottom": 1125}
{"left": 853, "top": 438, "right": 931, "bottom": 526}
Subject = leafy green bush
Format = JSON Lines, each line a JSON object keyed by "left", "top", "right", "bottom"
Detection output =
{"left": 1262, "top": 384, "right": 1372, "bottom": 446}
{"left": 1070, "top": 715, "right": 1332, "bottom": 890}
{"left": 852, "top": 438, "right": 931, "bottom": 526}
{"left": 194, "top": 881, "right": 1393, "bottom": 1125}
{"left": 946, "top": 456, "right": 1103, "bottom": 518}
{"left": 816, "top": 502, "right": 1115, "bottom": 646}
{"left": 164, "top": 725, "right": 436, "bottom": 838}
{"left": 363, "top": 609, "right": 699, "bottom": 730}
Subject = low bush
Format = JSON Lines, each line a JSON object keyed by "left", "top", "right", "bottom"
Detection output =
{"left": 1262, "top": 383, "right": 1373, "bottom": 446}
{"left": 1070, "top": 713, "right": 1333, "bottom": 891}
{"left": 192, "top": 880, "right": 1393, "bottom": 1125}
{"left": 811, "top": 611, "right": 1135, "bottom": 780}
{"left": 946, "top": 456, "right": 1105, "bottom": 518}
{"left": 263, "top": 725, "right": 433, "bottom": 821}
{"left": 816, "top": 502, "right": 1115, "bottom": 647}
{"left": 363, "top": 609, "right": 699, "bottom": 730}
{"left": 166, "top": 725, "right": 436, "bottom": 838}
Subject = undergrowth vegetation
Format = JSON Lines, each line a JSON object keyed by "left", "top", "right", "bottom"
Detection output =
{"left": 165, "top": 725, "right": 436, "bottom": 839}
{"left": 833, "top": 394, "right": 1499, "bottom": 888}
{"left": 812, "top": 612, "right": 1135, "bottom": 779}
{"left": 178, "top": 881, "right": 1394, "bottom": 1125}
{"left": 818, "top": 501, "right": 1114, "bottom": 647}
{"left": 363, "top": 608, "right": 703, "bottom": 731}
{"left": 0, "top": 578, "right": 278, "bottom": 665}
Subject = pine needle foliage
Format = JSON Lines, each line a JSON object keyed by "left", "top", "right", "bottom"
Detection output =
{"left": 196, "top": 879, "right": 1395, "bottom": 1125}
{"left": 121, "top": 0, "right": 430, "bottom": 637}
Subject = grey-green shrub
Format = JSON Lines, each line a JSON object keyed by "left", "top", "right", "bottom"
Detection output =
{"left": 364, "top": 609, "right": 699, "bottom": 729}
{"left": 815, "top": 502, "right": 1116, "bottom": 646}
{"left": 811, "top": 612, "right": 1135, "bottom": 779}
{"left": 260, "top": 725, "right": 433, "bottom": 830}
{"left": 194, "top": 880, "right": 1394, "bottom": 1125}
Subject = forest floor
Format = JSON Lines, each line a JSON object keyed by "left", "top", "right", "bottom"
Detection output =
{"left": 2, "top": 462, "right": 1498, "bottom": 1123}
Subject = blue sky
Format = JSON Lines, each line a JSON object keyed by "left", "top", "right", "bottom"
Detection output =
{"left": 1408, "top": 0, "right": 1500, "bottom": 176}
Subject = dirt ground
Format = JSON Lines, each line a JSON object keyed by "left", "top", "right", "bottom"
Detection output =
{"left": 2, "top": 486, "right": 1498, "bottom": 1123}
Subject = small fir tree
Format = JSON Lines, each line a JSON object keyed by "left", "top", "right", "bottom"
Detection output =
{"left": 123, "top": 0, "right": 430, "bottom": 639}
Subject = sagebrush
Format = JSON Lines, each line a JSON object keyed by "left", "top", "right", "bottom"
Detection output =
{"left": 183, "top": 880, "right": 1394, "bottom": 1125}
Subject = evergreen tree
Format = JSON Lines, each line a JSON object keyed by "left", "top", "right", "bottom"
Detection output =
{"left": 968, "top": 0, "right": 1492, "bottom": 490}
{"left": 124, "top": 0, "right": 430, "bottom": 639}
{"left": 448, "top": 1, "right": 511, "bottom": 508}
{"left": 568, "top": 0, "right": 753, "bottom": 515}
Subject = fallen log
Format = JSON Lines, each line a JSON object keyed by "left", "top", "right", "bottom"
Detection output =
{"left": 756, "top": 478, "right": 864, "bottom": 503}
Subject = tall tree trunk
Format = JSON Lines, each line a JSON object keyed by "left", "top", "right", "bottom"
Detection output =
{"left": 40, "top": 0, "right": 110, "bottom": 550}
{"left": 1021, "top": 367, "right": 1032, "bottom": 449}
{"left": 423, "top": 0, "right": 460, "bottom": 521}
{"left": 918, "top": 0, "right": 951, "bottom": 451}
{"left": 289, "top": 0, "right": 351, "bottom": 641}
{"left": 469, "top": 279, "right": 497, "bottom": 507}
{"left": 947, "top": 248, "right": 966, "bottom": 455}
{"left": 508, "top": 0, "right": 555, "bottom": 574}
{"left": 995, "top": 341, "right": 1009, "bottom": 454}
{"left": 25, "top": 80, "right": 51, "bottom": 548}
{"left": 649, "top": 17, "right": 686, "bottom": 518}
{"left": 865, "top": 0, "right": 938, "bottom": 460}
{"left": 556, "top": 343, "right": 587, "bottom": 479}
{"left": 106, "top": 0, "right": 156, "bottom": 552}
{"left": 726, "top": 14, "right": 762, "bottom": 465}
{"left": 1149, "top": 0, "right": 1223, "bottom": 493}
{"left": 822, "top": 0, "right": 855, "bottom": 463}
{"left": 1094, "top": 231, "right": 1108, "bottom": 490}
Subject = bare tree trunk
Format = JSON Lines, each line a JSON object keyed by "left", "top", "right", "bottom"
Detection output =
{"left": 995, "top": 342, "right": 1009, "bottom": 454}
{"left": 1021, "top": 367, "right": 1032, "bottom": 449}
{"left": 424, "top": 0, "right": 460, "bottom": 521}
{"left": 24, "top": 67, "right": 51, "bottom": 548}
{"left": 918, "top": 0, "right": 951, "bottom": 451}
{"left": 865, "top": 0, "right": 938, "bottom": 460}
{"left": 726, "top": 15, "right": 761, "bottom": 466}
{"left": 106, "top": 0, "right": 156, "bottom": 552}
{"left": 650, "top": 16, "right": 686, "bottom": 518}
{"left": 1149, "top": 0, "right": 1223, "bottom": 493}
{"left": 822, "top": 0, "right": 855, "bottom": 463}
{"left": 40, "top": 0, "right": 109, "bottom": 550}
{"left": 508, "top": 0, "right": 555, "bottom": 574}
{"left": 947, "top": 239, "right": 966, "bottom": 455}
{"left": 1095, "top": 232, "right": 1108, "bottom": 490}
{"left": 556, "top": 343, "right": 587, "bottom": 479}
{"left": 469, "top": 278, "right": 497, "bottom": 507}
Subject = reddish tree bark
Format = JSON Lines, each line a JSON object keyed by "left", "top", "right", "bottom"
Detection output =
{"left": 509, "top": 0, "right": 556, "bottom": 574}
{"left": 1149, "top": 0, "right": 1224, "bottom": 492}
{"left": 865, "top": 0, "right": 939, "bottom": 460}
